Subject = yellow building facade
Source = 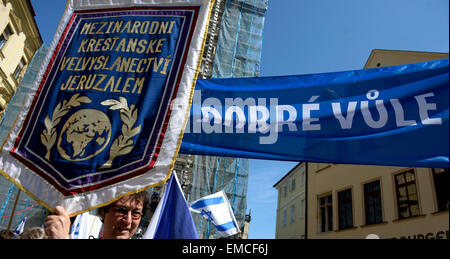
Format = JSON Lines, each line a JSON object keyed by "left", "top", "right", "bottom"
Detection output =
{"left": 306, "top": 50, "right": 449, "bottom": 239}
{"left": 307, "top": 163, "right": 448, "bottom": 239}
{"left": 273, "top": 163, "right": 307, "bottom": 239}
{"left": 0, "top": 0, "right": 42, "bottom": 116}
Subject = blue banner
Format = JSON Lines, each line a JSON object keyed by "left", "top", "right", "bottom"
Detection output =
{"left": 10, "top": 9, "right": 195, "bottom": 194}
{"left": 180, "top": 59, "right": 449, "bottom": 168}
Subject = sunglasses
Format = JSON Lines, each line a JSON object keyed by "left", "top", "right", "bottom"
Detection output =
{"left": 112, "top": 206, "right": 143, "bottom": 220}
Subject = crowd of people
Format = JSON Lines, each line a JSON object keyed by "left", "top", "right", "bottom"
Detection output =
{"left": 1, "top": 190, "right": 154, "bottom": 239}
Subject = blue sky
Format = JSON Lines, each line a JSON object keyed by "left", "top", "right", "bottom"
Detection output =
{"left": 31, "top": 0, "right": 449, "bottom": 239}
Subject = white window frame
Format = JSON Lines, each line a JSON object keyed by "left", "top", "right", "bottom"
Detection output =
{"left": 300, "top": 170, "right": 305, "bottom": 186}
{"left": 318, "top": 194, "right": 333, "bottom": 233}
{"left": 290, "top": 204, "right": 295, "bottom": 222}
{"left": 282, "top": 209, "right": 287, "bottom": 227}
{"left": 300, "top": 198, "right": 305, "bottom": 219}
{"left": 0, "top": 24, "right": 13, "bottom": 49}
{"left": 13, "top": 57, "right": 26, "bottom": 80}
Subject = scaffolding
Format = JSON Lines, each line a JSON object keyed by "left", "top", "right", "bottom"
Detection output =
{"left": 179, "top": 155, "right": 250, "bottom": 239}
{"left": 0, "top": 46, "right": 50, "bottom": 232}
{"left": 212, "top": 0, "right": 268, "bottom": 78}
{"left": 180, "top": 0, "right": 268, "bottom": 239}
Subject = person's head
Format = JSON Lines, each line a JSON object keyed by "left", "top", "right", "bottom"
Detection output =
{"left": 0, "top": 230, "right": 14, "bottom": 239}
{"left": 18, "top": 227, "right": 48, "bottom": 239}
{"left": 97, "top": 191, "right": 149, "bottom": 239}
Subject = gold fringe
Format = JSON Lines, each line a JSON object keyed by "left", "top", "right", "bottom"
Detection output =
{"left": 0, "top": 169, "right": 54, "bottom": 213}
{"left": 0, "top": 0, "right": 216, "bottom": 218}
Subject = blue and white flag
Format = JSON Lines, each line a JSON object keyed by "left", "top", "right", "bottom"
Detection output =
{"left": 143, "top": 173, "right": 198, "bottom": 239}
{"left": 14, "top": 217, "right": 27, "bottom": 236}
{"left": 70, "top": 212, "right": 103, "bottom": 239}
{"left": 189, "top": 191, "right": 240, "bottom": 237}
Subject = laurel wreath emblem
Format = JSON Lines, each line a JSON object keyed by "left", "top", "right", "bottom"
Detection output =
{"left": 40, "top": 94, "right": 92, "bottom": 161}
{"left": 99, "top": 97, "right": 142, "bottom": 169}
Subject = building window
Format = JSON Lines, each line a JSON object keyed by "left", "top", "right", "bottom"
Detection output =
{"left": 290, "top": 204, "right": 295, "bottom": 222}
{"left": 282, "top": 209, "right": 287, "bottom": 227}
{"left": 432, "top": 168, "right": 449, "bottom": 212}
{"left": 300, "top": 198, "right": 305, "bottom": 219}
{"left": 283, "top": 186, "right": 288, "bottom": 198}
{"left": 13, "top": 57, "right": 26, "bottom": 80}
{"left": 300, "top": 170, "right": 305, "bottom": 186}
{"left": 318, "top": 194, "right": 333, "bottom": 232}
{"left": 291, "top": 178, "right": 296, "bottom": 192}
{"left": 394, "top": 170, "right": 420, "bottom": 219}
{"left": 0, "top": 24, "right": 13, "bottom": 49}
{"left": 364, "top": 180, "right": 383, "bottom": 225}
{"left": 338, "top": 189, "right": 353, "bottom": 229}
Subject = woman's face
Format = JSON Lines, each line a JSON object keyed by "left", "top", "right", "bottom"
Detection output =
{"left": 100, "top": 195, "right": 144, "bottom": 239}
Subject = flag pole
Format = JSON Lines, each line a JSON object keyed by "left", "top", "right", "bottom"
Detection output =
{"left": 6, "top": 189, "right": 21, "bottom": 233}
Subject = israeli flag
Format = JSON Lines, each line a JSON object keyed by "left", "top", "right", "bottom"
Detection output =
{"left": 189, "top": 191, "right": 240, "bottom": 237}
{"left": 70, "top": 212, "right": 103, "bottom": 239}
{"left": 70, "top": 212, "right": 85, "bottom": 239}
{"left": 143, "top": 173, "right": 198, "bottom": 239}
{"left": 14, "top": 217, "right": 27, "bottom": 236}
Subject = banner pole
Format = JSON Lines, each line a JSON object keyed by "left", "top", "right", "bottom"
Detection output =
{"left": 6, "top": 189, "right": 21, "bottom": 233}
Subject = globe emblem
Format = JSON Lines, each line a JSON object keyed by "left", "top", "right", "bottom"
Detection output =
{"left": 57, "top": 109, "right": 112, "bottom": 162}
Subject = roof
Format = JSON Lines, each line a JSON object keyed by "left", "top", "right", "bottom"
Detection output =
{"left": 25, "top": 0, "right": 43, "bottom": 44}
{"left": 272, "top": 162, "right": 304, "bottom": 188}
{"left": 364, "top": 49, "right": 448, "bottom": 69}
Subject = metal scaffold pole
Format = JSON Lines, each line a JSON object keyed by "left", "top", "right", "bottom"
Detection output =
{"left": 6, "top": 189, "right": 21, "bottom": 233}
